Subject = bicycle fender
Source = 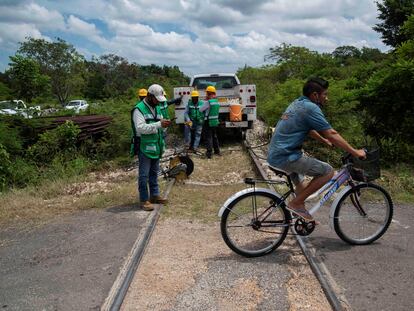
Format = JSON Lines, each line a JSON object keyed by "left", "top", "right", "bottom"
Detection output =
{"left": 218, "top": 187, "right": 280, "bottom": 217}
{"left": 328, "top": 185, "right": 352, "bottom": 230}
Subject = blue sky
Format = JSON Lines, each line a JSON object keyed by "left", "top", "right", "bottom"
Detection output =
{"left": 0, "top": 0, "right": 387, "bottom": 76}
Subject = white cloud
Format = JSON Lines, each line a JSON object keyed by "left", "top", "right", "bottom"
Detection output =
{"left": 107, "top": 20, "right": 153, "bottom": 37}
{"left": 67, "top": 15, "right": 100, "bottom": 37}
{"left": 0, "top": 2, "right": 62, "bottom": 54}
{"left": 0, "top": 2, "right": 65, "bottom": 30}
{"left": 233, "top": 31, "right": 273, "bottom": 50}
{"left": 194, "top": 26, "right": 231, "bottom": 46}
{"left": 0, "top": 22, "right": 48, "bottom": 51}
{"left": 0, "top": 0, "right": 388, "bottom": 75}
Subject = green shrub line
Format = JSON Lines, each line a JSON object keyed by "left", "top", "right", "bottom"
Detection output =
{"left": 2, "top": 24, "right": 414, "bottom": 200}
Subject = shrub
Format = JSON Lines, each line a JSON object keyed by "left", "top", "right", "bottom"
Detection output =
{"left": 6, "top": 157, "right": 40, "bottom": 188}
{"left": 28, "top": 121, "right": 81, "bottom": 164}
{"left": 0, "top": 120, "right": 24, "bottom": 155}
{"left": 0, "top": 144, "right": 11, "bottom": 190}
{"left": 41, "top": 155, "right": 90, "bottom": 182}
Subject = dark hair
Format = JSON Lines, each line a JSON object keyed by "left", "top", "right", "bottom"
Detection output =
{"left": 303, "top": 77, "right": 329, "bottom": 97}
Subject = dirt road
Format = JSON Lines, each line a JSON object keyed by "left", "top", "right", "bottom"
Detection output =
{"left": 121, "top": 148, "right": 331, "bottom": 310}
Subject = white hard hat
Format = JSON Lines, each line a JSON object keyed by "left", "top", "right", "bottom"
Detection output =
{"left": 148, "top": 84, "right": 167, "bottom": 102}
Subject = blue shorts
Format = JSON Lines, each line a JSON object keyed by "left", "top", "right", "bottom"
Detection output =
{"left": 276, "top": 156, "right": 333, "bottom": 185}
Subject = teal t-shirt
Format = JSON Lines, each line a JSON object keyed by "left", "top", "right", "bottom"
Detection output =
{"left": 267, "top": 96, "right": 332, "bottom": 167}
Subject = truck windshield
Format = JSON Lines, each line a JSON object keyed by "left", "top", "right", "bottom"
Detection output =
{"left": 192, "top": 76, "right": 238, "bottom": 90}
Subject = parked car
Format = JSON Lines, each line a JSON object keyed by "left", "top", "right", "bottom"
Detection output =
{"left": 64, "top": 100, "right": 89, "bottom": 113}
{"left": 0, "top": 99, "right": 41, "bottom": 118}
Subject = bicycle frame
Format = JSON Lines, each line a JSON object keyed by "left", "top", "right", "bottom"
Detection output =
{"left": 218, "top": 165, "right": 358, "bottom": 229}
{"left": 307, "top": 166, "right": 351, "bottom": 216}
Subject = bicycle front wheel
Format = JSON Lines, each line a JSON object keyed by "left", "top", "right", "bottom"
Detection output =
{"left": 333, "top": 183, "right": 393, "bottom": 245}
{"left": 220, "top": 191, "right": 291, "bottom": 257}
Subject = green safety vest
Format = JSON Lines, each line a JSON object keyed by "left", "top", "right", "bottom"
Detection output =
{"left": 207, "top": 98, "right": 220, "bottom": 127}
{"left": 130, "top": 101, "right": 140, "bottom": 157}
{"left": 160, "top": 101, "right": 169, "bottom": 119}
{"left": 188, "top": 100, "right": 204, "bottom": 124}
{"left": 131, "top": 100, "right": 165, "bottom": 159}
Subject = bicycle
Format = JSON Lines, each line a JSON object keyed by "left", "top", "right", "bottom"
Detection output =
{"left": 218, "top": 148, "right": 393, "bottom": 257}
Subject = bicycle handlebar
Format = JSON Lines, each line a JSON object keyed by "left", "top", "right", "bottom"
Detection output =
{"left": 341, "top": 148, "right": 368, "bottom": 164}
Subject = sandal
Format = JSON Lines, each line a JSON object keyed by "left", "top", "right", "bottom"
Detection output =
{"left": 286, "top": 205, "right": 314, "bottom": 222}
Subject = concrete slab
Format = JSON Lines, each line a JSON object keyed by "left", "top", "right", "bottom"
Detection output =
{"left": 0, "top": 205, "right": 152, "bottom": 311}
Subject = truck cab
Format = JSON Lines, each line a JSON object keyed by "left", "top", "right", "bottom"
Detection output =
{"left": 174, "top": 73, "right": 256, "bottom": 130}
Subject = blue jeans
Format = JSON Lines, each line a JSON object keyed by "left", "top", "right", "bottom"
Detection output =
{"left": 184, "top": 123, "right": 203, "bottom": 149}
{"left": 138, "top": 151, "right": 160, "bottom": 202}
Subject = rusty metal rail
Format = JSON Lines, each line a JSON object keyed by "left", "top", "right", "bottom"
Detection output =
{"left": 40, "top": 115, "right": 112, "bottom": 140}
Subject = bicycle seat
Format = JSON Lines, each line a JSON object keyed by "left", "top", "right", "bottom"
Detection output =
{"left": 268, "top": 165, "right": 290, "bottom": 178}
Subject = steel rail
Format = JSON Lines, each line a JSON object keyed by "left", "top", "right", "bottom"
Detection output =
{"left": 101, "top": 179, "right": 176, "bottom": 311}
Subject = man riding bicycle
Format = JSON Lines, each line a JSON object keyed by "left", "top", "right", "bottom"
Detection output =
{"left": 267, "top": 77, "right": 366, "bottom": 221}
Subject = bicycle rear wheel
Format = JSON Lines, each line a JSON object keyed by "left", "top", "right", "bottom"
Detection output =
{"left": 333, "top": 183, "right": 393, "bottom": 245}
{"left": 220, "top": 191, "right": 290, "bottom": 257}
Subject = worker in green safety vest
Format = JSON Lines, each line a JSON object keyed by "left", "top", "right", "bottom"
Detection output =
{"left": 184, "top": 90, "right": 204, "bottom": 152}
{"left": 200, "top": 85, "right": 220, "bottom": 158}
{"left": 159, "top": 91, "right": 182, "bottom": 139}
{"left": 159, "top": 91, "right": 182, "bottom": 119}
{"left": 131, "top": 84, "right": 172, "bottom": 211}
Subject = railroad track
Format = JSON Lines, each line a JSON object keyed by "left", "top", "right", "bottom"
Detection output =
{"left": 102, "top": 123, "right": 349, "bottom": 311}
{"left": 243, "top": 127, "right": 350, "bottom": 311}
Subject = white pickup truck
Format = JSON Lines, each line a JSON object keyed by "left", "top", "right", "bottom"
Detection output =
{"left": 0, "top": 99, "right": 41, "bottom": 118}
{"left": 173, "top": 73, "right": 256, "bottom": 131}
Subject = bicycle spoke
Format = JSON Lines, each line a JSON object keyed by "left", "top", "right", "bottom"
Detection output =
{"left": 227, "top": 224, "right": 253, "bottom": 228}
{"left": 334, "top": 184, "right": 393, "bottom": 245}
{"left": 221, "top": 191, "right": 290, "bottom": 257}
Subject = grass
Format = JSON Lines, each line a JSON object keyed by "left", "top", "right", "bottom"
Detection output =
{"left": 162, "top": 146, "right": 259, "bottom": 222}
{"left": 163, "top": 183, "right": 247, "bottom": 222}
{"left": 1, "top": 145, "right": 413, "bottom": 229}
{"left": 0, "top": 166, "right": 166, "bottom": 227}
{"left": 377, "top": 164, "right": 414, "bottom": 203}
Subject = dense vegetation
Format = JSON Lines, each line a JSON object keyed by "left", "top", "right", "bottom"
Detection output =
{"left": 0, "top": 43, "right": 189, "bottom": 190}
{"left": 0, "top": 1, "right": 413, "bottom": 194}
{"left": 238, "top": 2, "right": 414, "bottom": 167}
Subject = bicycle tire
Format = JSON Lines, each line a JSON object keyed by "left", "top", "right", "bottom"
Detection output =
{"left": 220, "top": 191, "right": 290, "bottom": 257}
{"left": 333, "top": 183, "right": 393, "bottom": 245}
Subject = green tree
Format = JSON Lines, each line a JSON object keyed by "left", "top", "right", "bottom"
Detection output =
{"left": 359, "top": 15, "right": 414, "bottom": 162}
{"left": 396, "top": 14, "right": 414, "bottom": 59}
{"left": 0, "top": 81, "right": 11, "bottom": 99}
{"left": 85, "top": 54, "right": 139, "bottom": 99}
{"left": 373, "top": 0, "right": 414, "bottom": 47}
{"left": 360, "top": 47, "right": 386, "bottom": 62}
{"left": 265, "top": 43, "right": 319, "bottom": 66}
{"left": 264, "top": 43, "right": 333, "bottom": 80}
{"left": 332, "top": 45, "right": 362, "bottom": 65}
{"left": 7, "top": 55, "right": 50, "bottom": 102}
{"left": 17, "top": 37, "right": 85, "bottom": 105}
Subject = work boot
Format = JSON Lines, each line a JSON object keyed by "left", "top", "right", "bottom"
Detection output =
{"left": 150, "top": 196, "right": 168, "bottom": 204}
{"left": 140, "top": 200, "right": 154, "bottom": 211}
{"left": 206, "top": 151, "right": 212, "bottom": 159}
{"left": 214, "top": 150, "right": 221, "bottom": 156}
